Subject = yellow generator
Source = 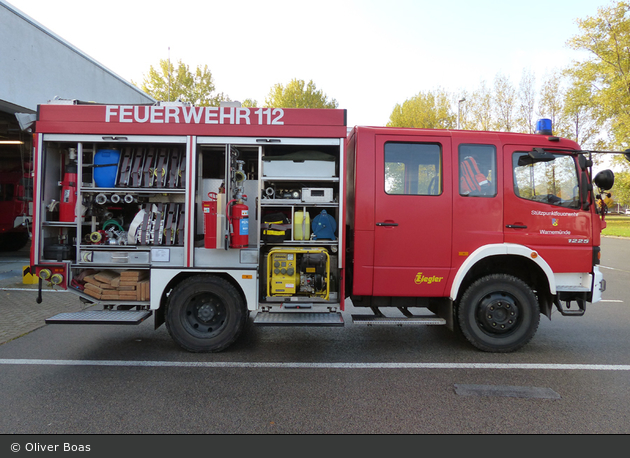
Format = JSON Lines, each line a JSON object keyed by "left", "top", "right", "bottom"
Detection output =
{"left": 267, "top": 247, "right": 330, "bottom": 300}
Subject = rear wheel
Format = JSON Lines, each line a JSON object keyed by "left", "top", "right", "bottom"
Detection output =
{"left": 457, "top": 274, "right": 540, "bottom": 352}
{"left": 165, "top": 275, "right": 247, "bottom": 352}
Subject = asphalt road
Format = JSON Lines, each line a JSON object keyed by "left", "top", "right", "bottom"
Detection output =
{"left": 0, "top": 237, "right": 629, "bottom": 435}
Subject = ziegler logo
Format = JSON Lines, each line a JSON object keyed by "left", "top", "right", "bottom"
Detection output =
{"left": 414, "top": 273, "right": 444, "bottom": 285}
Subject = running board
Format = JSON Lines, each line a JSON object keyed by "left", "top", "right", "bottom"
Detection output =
{"left": 253, "top": 312, "right": 344, "bottom": 327}
{"left": 352, "top": 314, "right": 446, "bottom": 326}
{"left": 45, "top": 310, "right": 152, "bottom": 325}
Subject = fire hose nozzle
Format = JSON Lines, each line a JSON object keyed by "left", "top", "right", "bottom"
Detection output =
{"left": 47, "top": 200, "right": 59, "bottom": 212}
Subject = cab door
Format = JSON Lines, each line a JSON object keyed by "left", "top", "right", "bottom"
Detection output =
{"left": 451, "top": 142, "right": 503, "bottom": 271}
{"left": 372, "top": 135, "right": 452, "bottom": 297}
{"left": 503, "top": 146, "right": 592, "bottom": 272}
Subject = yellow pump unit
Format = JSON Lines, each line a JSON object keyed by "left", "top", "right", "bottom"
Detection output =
{"left": 267, "top": 247, "right": 330, "bottom": 300}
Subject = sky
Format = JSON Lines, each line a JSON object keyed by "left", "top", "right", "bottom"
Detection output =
{"left": 6, "top": 0, "right": 610, "bottom": 128}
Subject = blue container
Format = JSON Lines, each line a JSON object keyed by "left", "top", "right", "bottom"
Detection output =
{"left": 94, "top": 149, "right": 120, "bottom": 187}
{"left": 312, "top": 210, "right": 337, "bottom": 240}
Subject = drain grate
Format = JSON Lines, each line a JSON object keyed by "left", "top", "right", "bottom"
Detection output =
{"left": 454, "top": 384, "right": 561, "bottom": 399}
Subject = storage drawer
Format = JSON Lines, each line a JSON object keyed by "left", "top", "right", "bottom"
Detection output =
{"left": 263, "top": 159, "right": 335, "bottom": 178}
{"left": 80, "top": 250, "right": 151, "bottom": 265}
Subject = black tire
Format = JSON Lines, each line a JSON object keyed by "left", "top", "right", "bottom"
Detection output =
{"left": 457, "top": 274, "right": 540, "bottom": 353}
{"left": 165, "top": 275, "right": 247, "bottom": 352}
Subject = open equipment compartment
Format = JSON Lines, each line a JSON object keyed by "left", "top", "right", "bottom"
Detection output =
{"left": 258, "top": 141, "right": 343, "bottom": 308}
{"left": 34, "top": 133, "right": 189, "bottom": 307}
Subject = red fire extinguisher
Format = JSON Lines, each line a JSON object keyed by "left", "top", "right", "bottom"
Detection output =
{"left": 227, "top": 198, "right": 249, "bottom": 248}
{"left": 203, "top": 192, "right": 218, "bottom": 249}
{"left": 59, "top": 164, "right": 77, "bottom": 222}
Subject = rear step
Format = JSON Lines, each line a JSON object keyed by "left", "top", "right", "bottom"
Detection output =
{"left": 554, "top": 298, "right": 586, "bottom": 317}
{"left": 46, "top": 310, "right": 152, "bottom": 325}
{"left": 352, "top": 314, "right": 446, "bottom": 326}
{"left": 253, "top": 312, "right": 344, "bottom": 327}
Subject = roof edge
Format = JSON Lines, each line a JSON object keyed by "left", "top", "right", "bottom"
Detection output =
{"left": 0, "top": 0, "right": 156, "bottom": 103}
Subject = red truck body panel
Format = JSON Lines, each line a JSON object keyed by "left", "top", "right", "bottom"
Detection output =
{"left": 36, "top": 104, "right": 348, "bottom": 139}
{"left": 346, "top": 126, "right": 592, "bottom": 299}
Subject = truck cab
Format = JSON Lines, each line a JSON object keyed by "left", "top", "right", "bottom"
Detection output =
{"left": 345, "top": 125, "right": 607, "bottom": 352}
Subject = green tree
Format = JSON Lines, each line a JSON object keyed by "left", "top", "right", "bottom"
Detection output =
{"left": 566, "top": 1, "right": 630, "bottom": 149}
{"left": 241, "top": 99, "right": 258, "bottom": 108}
{"left": 517, "top": 69, "right": 537, "bottom": 133}
{"left": 561, "top": 79, "right": 603, "bottom": 148}
{"left": 612, "top": 170, "right": 630, "bottom": 206}
{"left": 137, "top": 59, "right": 228, "bottom": 106}
{"left": 493, "top": 73, "right": 517, "bottom": 132}
{"left": 265, "top": 79, "right": 338, "bottom": 108}
{"left": 465, "top": 81, "right": 493, "bottom": 131}
{"left": 537, "top": 71, "right": 566, "bottom": 135}
{"left": 387, "top": 89, "right": 455, "bottom": 129}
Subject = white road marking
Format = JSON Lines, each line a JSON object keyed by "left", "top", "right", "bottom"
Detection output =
{"left": 0, "top": 288, "right": 65, "bottom": 292}
{"left": 1, "top": 359, "right": 630, "bottom": 371}
{"left": 600, "top": 265, "right": 630, "bottom": 274}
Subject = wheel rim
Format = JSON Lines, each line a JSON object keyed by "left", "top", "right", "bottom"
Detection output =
{"left": 475, "top": 292, "right": 520, "bottom": 335}
{"left": 182, "top": 292, "right": 227, "bottom": 338}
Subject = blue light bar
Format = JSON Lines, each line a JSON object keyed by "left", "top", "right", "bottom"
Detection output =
{"left": 535, "top": 118, "right": 553, "bottom": 135}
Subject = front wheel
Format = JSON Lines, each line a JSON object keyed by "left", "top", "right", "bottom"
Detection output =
{"left": 457, "top": 274, "right": 540, "bottom": 353}
{"left": 165, "top": 275, "right": 247, "bottom": 352}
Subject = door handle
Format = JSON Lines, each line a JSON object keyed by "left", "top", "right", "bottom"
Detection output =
{"left": 376, "top": 222, "right": 398, "bottom": 227}
{"left": 506, "top": 224, "right": 527, "bottom": 229}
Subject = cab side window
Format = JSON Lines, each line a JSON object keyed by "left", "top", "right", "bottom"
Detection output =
{"left": 384, "top": 142, "right": 441, "bottom": 196}
{"left": 459, "top": 144, "right": 497, "bottom": 197}
{"left": 513, "top": 152, "right": 580, "bottom": 208}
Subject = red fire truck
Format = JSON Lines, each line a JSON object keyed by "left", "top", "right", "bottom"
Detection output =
{"left": 30, "top": 99, "right": 617, "bottom": 353}
{"left": 0, "top": 168, "right": 32, "bottom": 251}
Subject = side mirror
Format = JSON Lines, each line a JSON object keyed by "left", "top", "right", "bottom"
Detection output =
{"left": 594, "top": 169, "right": 615, "bottom": 191}
{"left": 581, "top": 172, "right": 592, "bottom": 211}
{"left": 625, "top": 149, "right": 630, "bottom": 163}
{"left": 578, "top": 154, "right": 593, "bottom": 171}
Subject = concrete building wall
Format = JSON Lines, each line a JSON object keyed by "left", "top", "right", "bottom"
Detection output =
{"left": 0, "top": 1, "right": 154, "bottom": 114}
